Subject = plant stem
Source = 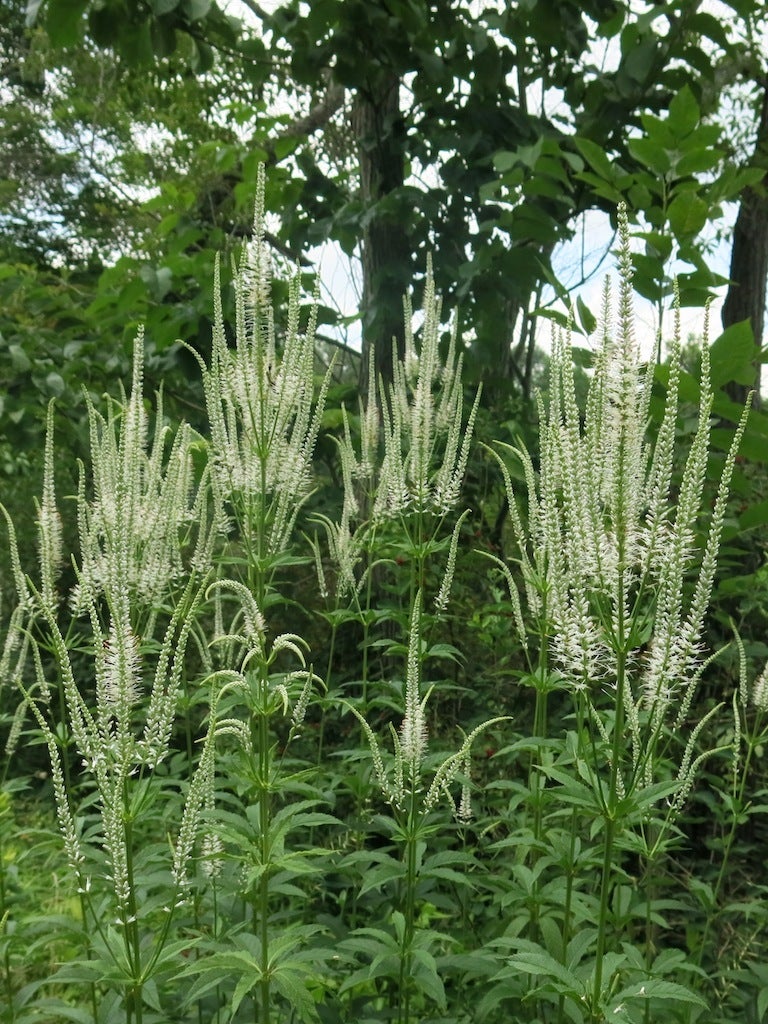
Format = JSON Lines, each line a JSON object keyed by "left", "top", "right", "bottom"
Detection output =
{"left": 398, "top": 795, "right": 418, "bottom": 1024}
{"left": 123, "top": 798, "right": 143, "bottom": 1024}
{"left": 258, "top": 677, "right": 271, "bottom": 1024}
{"left": 591, "top": 585, "right": 627, "bottom": 1019}
{"left": 316, "top": 618, "right": 338, "bottom": 766}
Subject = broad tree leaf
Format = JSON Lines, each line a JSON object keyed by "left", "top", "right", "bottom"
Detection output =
{"left": 45, "top": 0, "right": 88, "bottom": 45}
{"left": 667, "top": 85, "right": 701, "bottom": 136}
{"left": 668, "top": 190, "right": 708, "bottom": 239}
{"left": 710, "top": 320, "right": 756, "bottom": 389}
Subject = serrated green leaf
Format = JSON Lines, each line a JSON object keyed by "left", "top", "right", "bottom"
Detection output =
{"left": 615, "top": 978, "right": 707, "bottom": 1006}
{"left": 508, "top": 948, "right": 582, "bottom": 993}
{"left": 412, "top": 948, "right": 447, "bottom": 1006}
{"left": 231, "top": 969, "right": 260, "bottom": 1016}
{"left": 272, "top": 966, "right": 319, "bottom": 1021}
{"left": 757, "top": 980, "right": 768, "bottom": 1020}
{"left": 18, "top": 999, "right": 93, "bottom": 1024}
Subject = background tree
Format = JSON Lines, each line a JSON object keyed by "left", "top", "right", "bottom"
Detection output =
{"left": 17, "top": 0, "right": 768, "bottom": 397}
{"left": 722, "top": 75, "right": 768, "bottom": 403}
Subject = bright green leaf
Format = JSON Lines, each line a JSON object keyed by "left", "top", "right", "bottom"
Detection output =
{"left": 668, "top": 191, "right": 708, "bottom": 239}
{"left": 667, "top": 85, "right": 700, "bottom": 137}
{"left": 628, "top": 136, "right": 671, "bottom": 175}
{"left": 710, "top": 320, "right": 757, "bottom": 389}
{"left": 45, "top": 0, "right": 87, "bottom": 46}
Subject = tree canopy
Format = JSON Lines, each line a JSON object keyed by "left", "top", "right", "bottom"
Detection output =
{"left": 2, "top": 0, "right": 767, "bottom": 412}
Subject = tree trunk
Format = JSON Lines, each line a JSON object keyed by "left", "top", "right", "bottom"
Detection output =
{"left": 351, "top": 71, "right": 411, "bottom": 393}
{"left": 721, "top": 79, "right": 768, "bottom": 404}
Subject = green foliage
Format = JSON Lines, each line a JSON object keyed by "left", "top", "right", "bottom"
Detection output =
{"left": 573, "top": 84, "right": 764, "bottom": 309}
{"left": 6, "top": 5, "right": 768, "bottom": 1008}
{"left": 18, "top": 0, "right": 768, "bottom": 403}
{"left": 1, "top": 176, "right": 767, "bottom": 1024}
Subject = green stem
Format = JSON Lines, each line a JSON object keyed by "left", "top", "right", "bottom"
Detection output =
{"left": 592, "top": 600, "right": 627, "bottom": 1018}
{"left": 0, "top": 829, "right": 15, "bottom": 1022}
{"left": 556, "top": 806, "right": 579, "bottom": 1024}
{"left": 123, "top": 797, "right": 143, "bottom": 1024}
{"left": 398, "top": 797, "right": 418, "bottom": 1024}
{"left": 557, "top": 701, "right": 586, "bottom": 1024}
{"left": 316, "top": 618, "right": 338, "bottom": 767}
{"left": 398, "top": 556, "right": 424, "bottom": 1024}
{"left": 257, "top": 683, "right": 271, "bottom": 1024}
{"left": 592, "top": 814, "right": 617, "bottom": 1017}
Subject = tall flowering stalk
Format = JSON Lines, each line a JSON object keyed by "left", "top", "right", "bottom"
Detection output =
{"left": 73, "top": 330, "right": 206, "bottom": 633}
{"left": 313, "top": 259, "right": 481, "bottom": 727}
{"left": 494, "top": 206, "right": 750, "bottom": 1021}
{"left": 189, "top": 162, "right": 333, "bottom": 605}
{"left": 176, "top": 579, "right": 326, "bottom": 1024}
{"left": 347, "top": 592, "right": 508, "bottom": 1024}
{"left": 375, "top": 256, "right": 482, "bottom": 526}
{"left": 324, "top": 266, "right": 503, "bottom": 1023}
{"left": 174, "top": 166, "right": 336, "bottom": 1024}
{"left": 8, "top": 340, "right": 214, "bottom": 1024}
{"left": 315, "top": 257, "right": 481, "bottom": 592}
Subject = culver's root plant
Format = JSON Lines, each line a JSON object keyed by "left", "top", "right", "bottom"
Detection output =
{"left": 482, "top": 206, "right": 751, "bottom": 1024}
{"left": 188, "top": 164, "right": 334, "bottom": 604}
{"left": 2, "top": 165, "right": 338, "bottom": 1024}
{"left": 343, "top": 590, "right": 508, "bottom": 1024}
{"left": 2, "top": 331, "right": 215, "bottom": 1024}
{"left": 312, "top": 259, "right": 506, "bottom": 1024}
{"left": 1, "top": 173, "right": 759, "bottom": 1024}
{"left": 172, "top": 163, "right": 337, "bottom": 1024}
{"left": 311, "top": 256, "right": 482, "bottom": 720}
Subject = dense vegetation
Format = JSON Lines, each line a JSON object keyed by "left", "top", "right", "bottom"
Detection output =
{"left": 3, "top": 2, "right": 768, "bottom": 1021}
{"left": 1, "top": 178, "right": 768, "bottom": 1022}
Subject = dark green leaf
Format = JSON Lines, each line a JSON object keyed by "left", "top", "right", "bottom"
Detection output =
{"left": 182, "top": 0, "right": 212, "bottom": 21}
{"left": 676, "top": 147, "right": 723, "bottom": 176}
{"left": 614, "top": 979, "right": 707, "bottom": 1007}
{"left": 45, "top": 0, "right": 87, "bottom": 45}
{"left": 573, "top": 136, "right": 614, "bottom": 179}
{"left": 576, "top": 295, "right": 596, "bottom": 335}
